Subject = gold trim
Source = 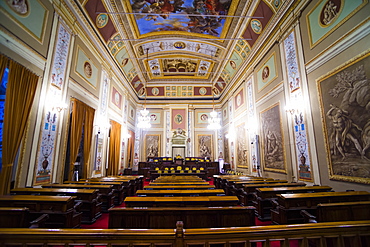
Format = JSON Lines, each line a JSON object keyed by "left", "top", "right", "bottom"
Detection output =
{"left": 236, "top": 123, "right": 249, "bottom": 169}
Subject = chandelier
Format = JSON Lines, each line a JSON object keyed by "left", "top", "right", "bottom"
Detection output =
{"left": 207, "top": 84, "right": 221, "bottom": 130}
{"left": 138, "top": 107, "right": 151, "bottom": 129}
{"left": 138, "top": 48, "right": 151, "bottom": 129}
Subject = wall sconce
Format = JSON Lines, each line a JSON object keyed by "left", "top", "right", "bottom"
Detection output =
{"left": 285, "top": 99, "right": 304, "bottom": 115}
{"left": 52, "top": 102, "right": 68, "bottom": 113}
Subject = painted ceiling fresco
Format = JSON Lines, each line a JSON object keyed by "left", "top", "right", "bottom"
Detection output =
{"left": 80, "top": 0, "right": 289, "bottom": 100}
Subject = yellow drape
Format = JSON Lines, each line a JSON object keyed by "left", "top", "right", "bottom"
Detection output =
{"left": 69, "top": 99, "right": 85, "bottom": 180}
{"left": 107, "top": 120, "right": 121, "bottom": 176}
{"left": 83, "top": 106, "right": 95, "bottom": 179}
{"left": 0, "top": 59, "right": 39, "bottom": 195}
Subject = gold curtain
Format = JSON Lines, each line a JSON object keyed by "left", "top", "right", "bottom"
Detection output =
{"left": 127, "top": 130, "right": 135, "bottom": 167}
{"left": 0, "top": 59, "right": 39, "bottom": 195}
{"left": 82, "top": 105, "right": 95, "bottom": 179}
{"left": 107, "top": 120, "right": 121, "bottom": 176}
{"left": 69, "top": 99, "right": 85, "bottom": 180}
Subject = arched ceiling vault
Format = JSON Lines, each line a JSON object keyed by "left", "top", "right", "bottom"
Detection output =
{"left": 76, "top": 0, "right": 294, "bottom": 103}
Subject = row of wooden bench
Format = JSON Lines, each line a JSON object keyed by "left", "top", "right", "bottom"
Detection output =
{"left": 0, "top": 176, "right": 143, "bottom": 228}
{"left": 215, "top": 175, "right": 370, "bottom": 225}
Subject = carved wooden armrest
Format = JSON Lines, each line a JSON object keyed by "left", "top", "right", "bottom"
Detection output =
{"left": 300, "top": 209, "right": 317, "bottom": 223}
{"left": 271, "top": 199, "right": 279, "bottom": 209}
{"left": 29, "top": 213, "right": 49, "bottom": 228}
{"left": 74, "top": 201, "right": 83, "bottom": 212}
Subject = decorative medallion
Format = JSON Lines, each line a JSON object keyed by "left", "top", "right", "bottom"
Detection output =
{"left": 230, "top": 60, "right": 237, "bottom": 70}
{"left": 174, "top": 41, "right": 186, "bottom": 49}
{"left": 83, "top": 61, "right": 92, "bottom": 78}
{"left": 96, "top": 13, "right": 109, "bottom": 28}
{"left": 134, "top": 81, "right": 141, "bottom": 88}
{"left": 262, "top": 66, "right": 270, "bottom": 81}
{"left": 6, "top": 0, "right": 29, "bottom": 16}
{"left": 174, "top": 114, "right": 183, "bottom": 124}
{"left": 199, "top": 87, "right": 207, "bottom": 95}
{"left": 274, "top": 0, "right": 281, "bottom": 8}
{"left": 251, "top": 19, "right": 262, "bottom": 34}
{"left": 320, "top": 0, "right": 342, "bottom": 26}
{"left": 114, "top": 92, "right": 120, "bottom": 106}
{"left": 121, "top": 58, "right": 129, "bottom": 67}
{"left": 152, "top": 87, "right": 159, "bottom": 96}
{"left": 236, "top": 94, "right": 242, "bottom": 107}
{"left": 138, "top": 87, "right": 145, "bottom": 96}
{"left": 200, "top": 114, "right": 208, "bottom": 121}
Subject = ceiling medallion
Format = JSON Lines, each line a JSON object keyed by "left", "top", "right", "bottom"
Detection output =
{"left": 174, "top": 41, "right": 186, "bottom": 49}
{"left": 96, "top": 13, "right": 109, "bottom": 28}
{"left": 251, "top": 19, "right": 262, "bottom": 34}
{"left": 152, "top": 87, "right": 159, "bottom": 96}
{"left": 199, "top": 87, "right": 207, "bottom": 95}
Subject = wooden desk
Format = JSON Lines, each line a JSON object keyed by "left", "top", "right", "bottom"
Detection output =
{"left": 0, "top": 207, "right": 48, "bottom": 228}
{"left": 271, "top": 191, "right": 370, "bottom": 224}
{"left": 42, "top": 184, "right": 114, "bottom": 212}
{"left": 136, "top": 189, "right": 225, "bottom": 196}
{"left": 10, "top": 188, "right": 101, "bottom": 224}
{"left": 302, "top": 201, "right": 370, "bottom": 223}
{"left": 124, "top": 195, "right": 239, "bottom": 207}
{"left": 144, "top": 185, "right": 215, "bottom": 190}
{"left": 0, "top": 195, "right": 82, "bottom": 228}
{"left": 254, "top": 186, "right": 332, "bottom": 221}
{"left": 243, "top": 182, "right": 306, "bottom": 193}
{"left": 149, "top": 181, "right": 210, "bottom": 186}
{"left": 64, "top": 181, "right": 125, "bottom": 205}
{"left": 108, "top": 206, "right": 255, "bottom": 229}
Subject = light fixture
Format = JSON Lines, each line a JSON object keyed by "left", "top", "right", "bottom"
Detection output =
{"left": 138, "top": 48, "right": 152, "bottom": 129}
{"left": 207, "top": 84, "right": 221, "bottom": 130}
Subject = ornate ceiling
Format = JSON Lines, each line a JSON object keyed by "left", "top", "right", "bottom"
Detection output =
{"left": 76, "top": 0, "right": 293, "bottom": 101}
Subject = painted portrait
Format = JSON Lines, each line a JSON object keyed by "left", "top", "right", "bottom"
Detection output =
{"left": 223, "top": 132, "right": 230, "bottom": 163}
{"left": 317, "top": 52, "right": 370, "bottom": 184}
{"left": 145, "top": 134, "right": 160, "bottom": 158}
{"left": 198, "top": 134, "right": 213, "bottom": 159}
{"left": 260, "top": 102, "right": 286, "bottom": 173}
{"left": 111, "top": 86, "right": 122, "bottom": 110}
{"left": 197, "top": 112, "right": 210, "bottom": 124}
{"left": 236, "top": 123, "right": 248, "bottom": 168}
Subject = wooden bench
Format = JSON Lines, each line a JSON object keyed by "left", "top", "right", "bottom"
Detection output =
{"left": 301, "top": 201, "right": 370, "bottom": 223}
{"left": 144, "top": 185, "right": 215, "bottom": 190}
{"left": 254, "top": 186, "right": 332, "bottom": 221}
{"left": 0, "top": 207, "right": 49, "bottom": 228}
{"left": 0, "top": 195, "right": 82, "bottom": 228}
{"left": 124, "top": 195, "right": 239, "bottom": 207}
{"left": 10, "top": 188, "right": 102, "bottom": 224}
{"left": 42, "top": 184, "right": 114, "bottom": 212}
{"left": 64, "top": 180, "right": 125, "bottom": 205}
{"left": 108, "top": 206, "right": 255, "bottom": 229}
{"left": 149, "top": 181, "right": 210, "bottom": 186}
{"left": 271, "top": 191, "right": 370, "bottom": 224}
{"left": 136, "top": 189, "right": 225, "bottom": 196}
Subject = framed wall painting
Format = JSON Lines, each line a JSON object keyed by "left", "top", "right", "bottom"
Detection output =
{"left": 197, "top": 134, "right": 213, "bottom": 160}
{"left": 236, "top": 123, "right": 248, "bottom": 168}
{"left": 259, "top": 102, "right": 287, "bottom": 173}
{"left": 234, "top": 87, "right": 245, "bottom": 111}
{"left": 317, "top": 52, "right": 370, "bottom": 184}
{"left": 149, "top": 112, "right": 161, "bottom": 124}
{"left": 223, "top": 132, "right": 230, "bottom": 164}
{"left": 111, "top": 86, "right": 122, "bottom": 110}
{"left": 257, "top": 52, "right": 278, "bottom": 92}
{"left": 197, "top": 112, "right": 210, "bottom": 124}
{"left": 145, "top": 134, "right": 160, "bottom": 158}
